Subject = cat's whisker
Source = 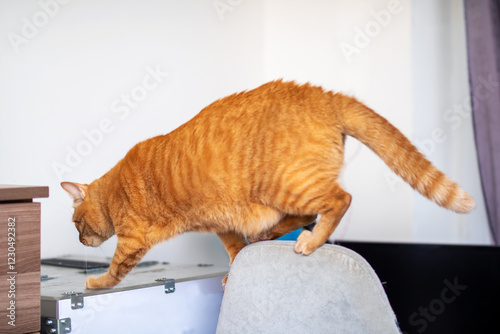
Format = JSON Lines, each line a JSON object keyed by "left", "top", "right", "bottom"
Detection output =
{"left": 94, "top": 245, "right": 108, "bottom": 262}
{"left": 62, "top": 204, "right": 73, "bottom": 215}
{"left": 85, "top": 246, "right": 90, "bottom": 272}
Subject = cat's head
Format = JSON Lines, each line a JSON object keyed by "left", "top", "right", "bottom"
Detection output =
{"left": 61, "top": 181, "right": 115, "bottom": 247}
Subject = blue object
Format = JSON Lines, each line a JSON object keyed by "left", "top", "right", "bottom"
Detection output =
{"left": 277, "top": 228, "right": 302, "bottom": 241}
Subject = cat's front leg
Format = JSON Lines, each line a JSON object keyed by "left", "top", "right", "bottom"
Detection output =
{"left": 85, "top": 235, "right": 148, "bottom": 289}
{"left": 216, "top": 231, "right": 248, "bottom": 265}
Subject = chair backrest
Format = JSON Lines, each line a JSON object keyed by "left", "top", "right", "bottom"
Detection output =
{"left": 216, "top": 241, "right": 401, "bottom": 334}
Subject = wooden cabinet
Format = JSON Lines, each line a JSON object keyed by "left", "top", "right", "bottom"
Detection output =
{"left": 0, "top": 185, "right": 48, "bottom": 334}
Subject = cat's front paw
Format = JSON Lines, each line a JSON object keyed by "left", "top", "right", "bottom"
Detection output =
{"left": 294, "top": 230, "right": 320, "bottom": 255}
{"left": 85, "top": 273, "right": 119, "bottom": 289}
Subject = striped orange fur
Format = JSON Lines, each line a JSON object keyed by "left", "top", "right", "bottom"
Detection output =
{"left": 61, "top": 80, "right": 475, "bottom": 289}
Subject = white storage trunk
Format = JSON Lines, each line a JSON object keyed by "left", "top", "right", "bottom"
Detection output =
{"left": 40, "top": 257, "right": 228, "bottom": 334}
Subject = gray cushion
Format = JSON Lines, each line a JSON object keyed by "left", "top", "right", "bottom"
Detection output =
{"left": 216, "top": 241, "right": 401, "bottom": 334}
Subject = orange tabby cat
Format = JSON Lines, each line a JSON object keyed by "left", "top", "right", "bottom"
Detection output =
{"left": 61, "top": 80, "right": 475, "bottom": 289}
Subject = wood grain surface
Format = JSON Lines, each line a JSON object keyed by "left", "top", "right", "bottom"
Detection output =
{"left": 0, "top": 185, "right": 48, "bottom": 202}
{"left": 0, "top": 202, "right": 41, "bottom": 333}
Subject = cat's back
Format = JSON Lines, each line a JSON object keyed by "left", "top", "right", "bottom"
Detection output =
{"left": 175, "top": 81, "right": 342, "bottom": 177}
{"left": 194, "top": 80, "right": 331, "bottom": 124}
{"left": 126, "top": 80, "right": 339, "bottom": 173}
{"left": 176, "top": 80, "right": 337, "bottom": 150}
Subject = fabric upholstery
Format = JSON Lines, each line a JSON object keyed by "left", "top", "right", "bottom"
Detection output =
{"left": 216, "top": 241, "right": 401, "bottom": 334}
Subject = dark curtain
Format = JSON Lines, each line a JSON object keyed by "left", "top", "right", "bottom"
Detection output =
{"left": 464, "top": 0, "right": 500, "bottom": 245}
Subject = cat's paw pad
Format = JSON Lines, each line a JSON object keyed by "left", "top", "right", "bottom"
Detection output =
{"left": 294, "top": 230, "right": 319, "bottom": 255}
{"left": 85, "top": 273, "right": 118, "bottom": 289}
{"left": 85, "top": 276, "right": 104, "bottom": 289}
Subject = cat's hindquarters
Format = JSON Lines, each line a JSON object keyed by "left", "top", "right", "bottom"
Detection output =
{"left": 336, "top": 94, "right": 475, "bottom": 213}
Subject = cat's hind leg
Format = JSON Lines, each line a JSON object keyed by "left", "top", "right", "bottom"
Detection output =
{"left": 293, "top": 183, "right": 351, "bottom": 255}
{"left": 248, "top": 214, "right": 317, "bottom": 243}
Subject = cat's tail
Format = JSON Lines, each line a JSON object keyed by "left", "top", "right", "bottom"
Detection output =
{"left": 336, "top": 94, "right": 475, "bottom": 213}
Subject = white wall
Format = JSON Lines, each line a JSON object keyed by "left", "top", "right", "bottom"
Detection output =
{"left": 411, "top": 0, "right": 491, "bottom": 244}
{"left": 264, "top": 0, "right": 415, "bottom": 242}
{"left": 0, "top": 0, "right": 491, "bottom": 265}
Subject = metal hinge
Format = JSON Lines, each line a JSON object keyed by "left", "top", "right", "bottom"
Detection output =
{"left": 41, "top": 317, "right": 71, "bottom": 334}
{"left": 155, "top": 278, "right": 176, "bottom": 294}
{"left": 62, "top": 291, "right": 84, "bottom": 309}
{"left": 41, "top": 274, "right": 55, "bottom": 282}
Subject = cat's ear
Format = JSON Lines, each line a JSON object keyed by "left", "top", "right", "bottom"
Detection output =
{"left": 61, "top": 182, "right": 88, "bottom": 206}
